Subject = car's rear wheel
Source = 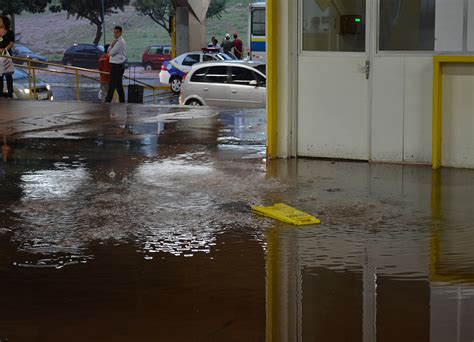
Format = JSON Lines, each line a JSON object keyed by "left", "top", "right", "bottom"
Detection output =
{"left": 144, "top": 63, "right": 153, "bottom": 71}
{"left": 186, "top": 99, "right": 202, "bottom": 106}
{"left": 170, "top": 76, "right": 182, "bottom": 94}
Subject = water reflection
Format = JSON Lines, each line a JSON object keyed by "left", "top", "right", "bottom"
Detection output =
{"left": 265, "top": 160, "right": 474, "bottom": 342}
{"left": 20, "top": 163, "right": 89, "bottom": 200}
{"left": 2, "top": 103, "right": 474, "bottom": 340}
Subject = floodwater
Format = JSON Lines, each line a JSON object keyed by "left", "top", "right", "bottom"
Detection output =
{"left": 1, "top": 102, "right": 474, "bottom": 341}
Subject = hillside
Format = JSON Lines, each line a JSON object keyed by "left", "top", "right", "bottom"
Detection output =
{"left": 14, "top": 1, "right": 256, "bottom": 62}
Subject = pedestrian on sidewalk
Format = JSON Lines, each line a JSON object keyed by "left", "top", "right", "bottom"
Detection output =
{"left": 106, "top": 26, "right": 126, "bottom": 103}
{"left": 233, "top": 32, "right": 243, "bottom": 59}
{"left": 221, "top": 33, "right": 233, "bottom": 55}
{"left": 0, "top": 16, "right": 15, "bottom": 99}
{"left": 98, "top": 44, "right": 111, "bottom": 102}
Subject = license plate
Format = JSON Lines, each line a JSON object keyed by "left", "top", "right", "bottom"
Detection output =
{"left": 38, "top": 93, "right": 49, "bottom": 100}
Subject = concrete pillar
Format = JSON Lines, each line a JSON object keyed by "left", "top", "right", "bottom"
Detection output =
{"left": 188, "top": 13, "right": 207, "bottom": 51}
{"left": 271, "top": 0, "right": 298, "bottom": 158}
{"left": 175, "top": 6, "right": 190, "bottom": 56}
{"left": 173, "top": 0, "right": 211, "bottom": 55}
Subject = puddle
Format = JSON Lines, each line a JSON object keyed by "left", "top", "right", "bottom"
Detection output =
{"left": 1, "top": 103, "right": 474, "bottom": 341}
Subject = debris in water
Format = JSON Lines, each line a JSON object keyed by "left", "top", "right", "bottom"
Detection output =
{"left": 251, "top": 203, "right": 320, "bottom": 226}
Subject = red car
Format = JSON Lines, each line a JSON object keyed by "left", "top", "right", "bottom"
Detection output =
{"left": 142, "top": 45, "right": 172, "bottom": 70}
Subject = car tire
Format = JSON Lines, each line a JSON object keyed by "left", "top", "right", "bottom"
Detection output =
{"left": 144, "top": 63, "right": 153, "bottom": 71}
{"left": 169, "top": 76, "right": 182, "bottom": 94}
{"left": 186, "top": 99, "right": 202, "bottom": 106}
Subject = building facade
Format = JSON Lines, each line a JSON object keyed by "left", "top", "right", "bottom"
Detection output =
{"left": 271, "top": 0, "right": 474, "bottom": 168}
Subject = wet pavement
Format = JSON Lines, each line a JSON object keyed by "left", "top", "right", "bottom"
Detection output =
{"left": 1, "top": 101, "right": 474, "bottom": 341}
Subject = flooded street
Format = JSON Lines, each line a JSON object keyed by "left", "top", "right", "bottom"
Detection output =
{"left": 1, "top": 102, "right": 474, "bottom": 341}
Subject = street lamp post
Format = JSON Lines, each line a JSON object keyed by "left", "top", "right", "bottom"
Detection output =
{"left": 101, "top": 0, "right": 106, "bottom": 46}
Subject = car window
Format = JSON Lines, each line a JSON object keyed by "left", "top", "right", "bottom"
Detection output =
{"left": 203, "top": 55, "right": 214, "bottom": 62}
{"left": 254, "top": 71, "right": 266, "bottom": 86}
{"left": 149, "top": 47, "right": 162, "bottom": 54}
{"left": 163, "top": 47, "right": 171, "bottom": 55}
{"left": 84, "top": 47, "right": 98, "bottom": 53}
{"left": 76, "top": 45, "right": 89, "bottom": 53}
{"left": 255, "top": 64, "right": 266, "bottom": 75}
{"left": 190, "top": 67, "right": 209, "bottom": 83}
{"left": 230, "top": 66, "right": 257, "bottom": 86}
{"left": 206, "top": 66, "right": 228, "bottom": 84}
{"left": 182, "top": 54, "right": 201, "bottom": 66}
{"left": 13, "top": 69, "right": 29, "bottom": 80}
{"left": 16, "top": 46, "right": 32, "bottom": 54}
{"left": 218, "top": 53, "right": 235, "bottom": 60}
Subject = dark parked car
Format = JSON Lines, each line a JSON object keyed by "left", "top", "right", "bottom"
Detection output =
{"left": 11, "top": 44, "right": 48, "bottom": 67}
{"left": 142, "top": 45, "right": 172, "bottom": 70}
{"left": 62, "top": 44, "right": 104, "bottom": 69}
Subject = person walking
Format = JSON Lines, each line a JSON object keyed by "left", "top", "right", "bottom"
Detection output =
{"left": 233, "top": 32, "right": 243, "bottom": 59}
{"left": 221, "top": 33, "right": 233, "bottom": 54}
{"left": 98, "top": 44, "right": 111, "bottom": 102}
{"left": 0, "top": 16, "right": 15, "bottom": 99}
{"left": 106, "top": 26, "right": 126, "bottom": 103}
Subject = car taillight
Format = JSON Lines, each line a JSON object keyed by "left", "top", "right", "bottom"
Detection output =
{"left": 182, "top": 73, "right": 187, "bottom": 82}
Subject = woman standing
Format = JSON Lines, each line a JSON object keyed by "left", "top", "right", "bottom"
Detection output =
{"left": 0, "top": 15, "right": 15, "bottom": 99}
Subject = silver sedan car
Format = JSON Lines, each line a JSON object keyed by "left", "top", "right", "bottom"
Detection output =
{"left": 10, "top": 69, "right": 53, "bottom": 101}
{"left": 180, "top": 61, "right": 266, "bottom": 108}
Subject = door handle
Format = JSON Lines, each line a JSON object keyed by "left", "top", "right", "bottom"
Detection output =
{"left": 365, "top": 60, "right": 370, "bottom": 80}
{"left": 232, "top": 90, "right": 237, "bottom": 94}
{"left": 203, "top": 88, "right": 209, "bottom": 91}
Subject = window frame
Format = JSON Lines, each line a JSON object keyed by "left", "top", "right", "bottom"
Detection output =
{"left": 204, "top": 65, "right": 229, "bottom": 84}
{"left": 190, "top": 66, "right": 209, "bottom": 83}
{"left": 299, "top": 0, "right": 369, "bottom": 56}
{"left": 230, "top": 66, "right": 261, "bottom": 87}
{"left": 251, "top": 8, "right": 266, "bottom": 37}
{"left": 377, "top": 0, "right": 436, "bottom": 53}
{"left": 298, "top": 0, "right": 439, "bottom": 57}
{"left": 182, "top": 54, "right": 201, "bottom": 66}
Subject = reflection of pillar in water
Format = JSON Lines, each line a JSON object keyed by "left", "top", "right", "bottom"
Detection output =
{"left": 362, "top": 246, "right": 377, "bottom": 342}
{"left": 266, "top": 227, "right": 302, "bottom": 342}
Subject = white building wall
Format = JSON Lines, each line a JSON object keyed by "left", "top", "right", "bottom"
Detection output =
{"left": 371, "top": 56, "right": 434, "bottom": 164}
{"left": 284, "top": 0, "right": 474, "bottom": 168}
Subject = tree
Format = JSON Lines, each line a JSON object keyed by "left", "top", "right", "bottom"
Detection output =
{"left": 0, "top": 0, "right": 51, "bottom": 15}
{"left": 0, "top": 0, "right": 52, "bottom": 34}
{"left": 50, "top": 0, "right": 130, "bottom": 45}
{"left": 134, "top": 0, "right": 227, "bottom": 37}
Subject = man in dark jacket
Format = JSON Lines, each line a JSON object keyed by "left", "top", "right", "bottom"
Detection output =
{"left": 221, "top": 33, "right": 233, "bottom": 54}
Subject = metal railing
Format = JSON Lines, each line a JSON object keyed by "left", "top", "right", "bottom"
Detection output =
{"left": 3, "top": 55, "right": 170, "bottom": 103}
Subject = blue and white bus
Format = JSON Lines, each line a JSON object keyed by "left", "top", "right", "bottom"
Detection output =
{"left": 248, "top": 2, "right": 266, "bottom": 62}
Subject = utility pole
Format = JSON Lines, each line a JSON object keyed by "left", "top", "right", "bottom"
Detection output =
{"left": 101, "top": 0, "right": 106, "bottom": 46}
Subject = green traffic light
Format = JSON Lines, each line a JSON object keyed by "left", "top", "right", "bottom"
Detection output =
{"left": 355, "top": 18, "right": 362, "bottom": 23}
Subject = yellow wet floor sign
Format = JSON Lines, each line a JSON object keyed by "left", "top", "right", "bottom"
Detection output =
{"left": 251, "top": 203, "right": 320, "bottom": 226}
